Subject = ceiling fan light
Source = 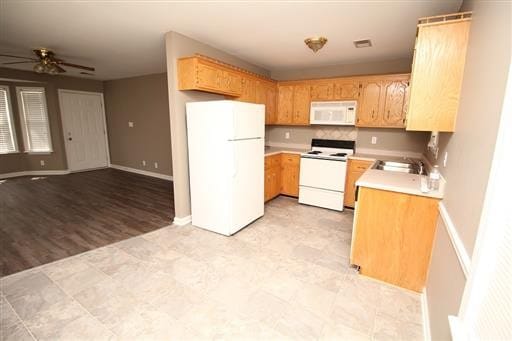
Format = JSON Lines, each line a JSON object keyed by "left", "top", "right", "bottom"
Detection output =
{"left": 33, "top": 63, "right": 45, "bottom": 73}
{"left": 304, "top": 37, "right": 328, "bottom": 53}
{"left": 47, "top": 64, "right": 59, "bottom": 75}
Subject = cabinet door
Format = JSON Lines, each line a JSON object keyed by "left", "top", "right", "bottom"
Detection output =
{"left": 276, "top": 85, "right": 294, "bottom": 124}
{"left": 357, "top": 81, "right": 382, "bottom": 127}
{"left": 351, "top": 187, "right": 439, "bottom": 292}
{"left": 280, "top": 154, "right": 300, "bottom": 197}
{"left": 265, "top": 85, "right": 277, "bottom": 125}
{"left": 381, "top": 80, "right": 409, "bottom": 128}
{"left": 407, "top": 20, "right": 471, "bottom": 132}
{"left": 292, "top": 84, "right": 311, "bottom": 125}
{"left": 271, "top": 165, "right": 281, "bottom": 198}
{"left": 344, "top": 170, "right": 364, "bottom": 208}
{"left": 334, "top": 80, "right": 360, "bottom": 100}
{"left": 219, "top": 70, "right": 243, "bottom": 95}
{"left": 255, "top": 81, "right": 266, "bottom": 104}
{"left": 344, "top": 159, "right": 373, "bottom": 208}
{"left": 239, "top": 77, "right": 256, "bottom": 102}
{"left": 310, "top": 82, "right": 334, "bottom": 101}
{"left": 197, "top": 63, "right": 222, "bottom": 91}
{"left": 264, "top": 167, "right": 272, "bottom": 202}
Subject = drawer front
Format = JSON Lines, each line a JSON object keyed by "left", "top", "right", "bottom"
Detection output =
{"left": 281, "top": 153, "right": 300, "bottom": 165}
{"left": 349, "top": 159, "right": 374, "bottom": 172}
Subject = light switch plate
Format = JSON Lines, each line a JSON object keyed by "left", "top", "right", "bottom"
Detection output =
{"left": 443, "top": 152, "right": 448, "bottom": 167}
{"left": 40, "top": 160, "right": 45, "bottom": 167}
{"left": 154, "top": 162, "right": 158, "bottom": 169}
{"left": 371, "top": 136, "right": 377, "bottom": 144}
{"left": 285, "top": 132, "right": 290, "bottom": 139}
{"left": 128, "top": 121, "right": 134, "bottom": 128}
{"left": 142, "top": 160, "right": 146, "bottom": 167}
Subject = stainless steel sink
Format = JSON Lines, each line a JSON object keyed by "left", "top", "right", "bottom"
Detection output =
{"left": 373, "top": 160, "right": 427, "bottom": 175}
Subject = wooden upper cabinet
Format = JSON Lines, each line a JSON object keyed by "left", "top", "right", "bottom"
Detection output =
{"left": 333, "top": 80, "right": 360, "bottom": 100}
{"left": 407, "top": 13, "right": 472, "bottom": 132}
{"left": 357, "top": 80, "right": 382, "bottom": 127}
{"left": 276, "top": 85, "right": 294, "bottom": 124}
{"left": 265, "top": 84, "right": 277, "bottom": 124}
{"left": 178, "top": 56, "right": 243, "bottom": 96}
{"left": 310, "top": 82, "right": 334, "bottom": 101}
{"left": 381, "top": 78, "right": 409, "bottom": 128}
{"left": 292, "top": 84, "right": 311, "bottom": 125}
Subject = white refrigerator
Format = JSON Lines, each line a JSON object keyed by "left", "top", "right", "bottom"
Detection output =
{"left": 186, "top": 100, "right": 265, "bottom": 236}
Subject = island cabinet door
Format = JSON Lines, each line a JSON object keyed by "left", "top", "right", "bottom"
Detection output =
{"left": 350, "top": 187, "right": 439, "bottom": 292}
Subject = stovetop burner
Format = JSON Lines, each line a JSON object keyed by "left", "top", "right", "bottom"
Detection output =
{"left": 330, "top": 153, "right": 347, "bottom": 157}
{"left": 307, "top": 151, "right": 322, "bottom": 155}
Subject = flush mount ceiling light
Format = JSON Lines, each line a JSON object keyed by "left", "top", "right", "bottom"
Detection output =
{"left": 304, "top": 37, "right": 328, "bottom": 53}
{"left": 354, "top": 39, "right": 372, "bottom": 48}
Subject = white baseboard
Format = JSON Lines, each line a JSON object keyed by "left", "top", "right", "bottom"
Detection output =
{"left": 421, "top": 289, "right": 432, "bottom": 341}
{"left": 110, "top": 164, "right": 173, "bottom": 181}
{"left": 439, "top": 203, "right": 471, "bottom": 278}
{"left": 0, "top": 169, "right": 70, "bottom": 179}
{"left": 173, "top": 215, "right": 192, "bottom": 226}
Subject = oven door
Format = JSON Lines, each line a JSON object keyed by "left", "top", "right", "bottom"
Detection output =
{"left": 299, "top": 157, "right": 347, "bottom": 191}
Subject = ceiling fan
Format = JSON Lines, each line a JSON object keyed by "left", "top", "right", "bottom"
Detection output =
{"left": 0, "top": 48, "right": 95, "bottom": 75}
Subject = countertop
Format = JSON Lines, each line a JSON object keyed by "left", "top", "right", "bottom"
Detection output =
{"left": 264, "top": 146, "right": 306, "bottom": 156}
{"left": 356, "top": 169, "right": 444, "bottom": 199}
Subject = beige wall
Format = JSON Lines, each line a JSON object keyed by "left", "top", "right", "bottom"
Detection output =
{"left": 0, "top": 68, "right": 103, "bottom": 174}
{"left": 426, "top": 218, "right": 466, "bottom": 341}
{"left": 266, "top": 125, "right": 429, "bottom": 154}
{"left": 104, "top": 73, "right": 172, "bottom": 176}
{"left": 425, "top": 1, "right": 511, "bottom": 339}
{"left": 165, "top": 31, "right": 270, "bottom": 219}
{"left": 271, "top": 57, "right": 412, "bottom": 81}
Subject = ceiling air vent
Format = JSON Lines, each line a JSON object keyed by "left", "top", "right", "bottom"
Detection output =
{"left": 354, "top": 39, "right": 372, "bottom": 48}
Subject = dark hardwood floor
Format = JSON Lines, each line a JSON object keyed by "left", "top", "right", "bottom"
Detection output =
{"left": 0, "top": 169, "right": 174, "bottom": 276}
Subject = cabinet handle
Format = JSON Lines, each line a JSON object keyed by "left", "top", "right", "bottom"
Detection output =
{"left": 387, "top": 110, "right": 390, "bottom": 119}
{"left": 371, "top": 110, "right": 375, "bottom": 119}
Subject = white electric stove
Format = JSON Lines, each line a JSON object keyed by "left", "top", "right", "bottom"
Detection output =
{"left": 298, "top": 139, "right": 355, "bottom": 211}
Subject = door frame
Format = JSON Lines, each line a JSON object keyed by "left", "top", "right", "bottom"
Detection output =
{"left": 57, "top": 89, "right": 110, "bottom": 172}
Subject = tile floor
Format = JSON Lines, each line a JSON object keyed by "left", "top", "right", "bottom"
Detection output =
{"left": 0, "top": 197, "right": 423, "bottom": 340}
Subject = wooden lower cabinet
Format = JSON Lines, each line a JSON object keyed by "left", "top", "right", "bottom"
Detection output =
{"left": 344, "top": 159, "right": 374, "bottom": 208}
{"left": 351, "top": 187, "right": 440, "bottom": 292}
{"left": 264, "top": 153, "right": 300, "bottom": 202}
{"left": 264, "top": 154, "right": 281, "bottom": 202}
{"left": 280, "top": 153, "right": 300, "bottom": 197}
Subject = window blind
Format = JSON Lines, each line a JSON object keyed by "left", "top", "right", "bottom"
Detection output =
{"left": 17, "top": 87, "right": 52, "bottom": 153}
{"left": 0, "top": 86, "right": 17, "bottom": 154}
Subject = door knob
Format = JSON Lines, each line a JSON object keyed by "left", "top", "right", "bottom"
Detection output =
{"left": 68, "top": 137, "right": 72, "bottom": 141}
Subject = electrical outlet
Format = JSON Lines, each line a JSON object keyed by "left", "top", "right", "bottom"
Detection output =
{"left": 142, "top": 160, "right": 146, "bottom": 167}
{"left": 154, "top": 162, "right": 158, "bottom": 169}
{"left": 371, "top": 136, "right": 377, "bottom": 145}
{"left": 285, "top": 132, "right": 290, "bottom": 139}
{"left": 443, "top": 152, "right": 448, "bottom": 167}
{"left": 40, "top": 160, "right": 45, "bottom": 167}
{"left": 128, "top": 121, "right": 134, "bottom": 128}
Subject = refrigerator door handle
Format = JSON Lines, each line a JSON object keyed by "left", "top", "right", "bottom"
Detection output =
{"left": 227, "top": 137, "right": 262, "bottom": 141}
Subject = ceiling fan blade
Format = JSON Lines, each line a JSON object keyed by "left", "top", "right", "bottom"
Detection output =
{"left": 3, "top": 61, "right": 36, "bottom": 65}
{"left": 0, "top": 54, "right": 37, "bottom": 60}
{"left": 57, "top": 62, "right": 95, "bottom": 72}
{"left": 54, "top": 64, "right": 66, "bottom": 73}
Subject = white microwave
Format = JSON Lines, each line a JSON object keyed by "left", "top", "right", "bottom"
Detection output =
{"left": 310, "top": 101, "right": 357, "bottom": 125}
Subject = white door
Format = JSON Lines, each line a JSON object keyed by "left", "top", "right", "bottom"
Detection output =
{"left": 58, "top": 90, "right": 109, "bottom": 172}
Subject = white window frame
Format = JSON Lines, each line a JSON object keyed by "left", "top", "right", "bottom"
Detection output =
{"left": 16, "top": 86, "right": 53, "bottom": 154}
{"left": 0, "top": 85, "right": 19, "bottom": 154}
